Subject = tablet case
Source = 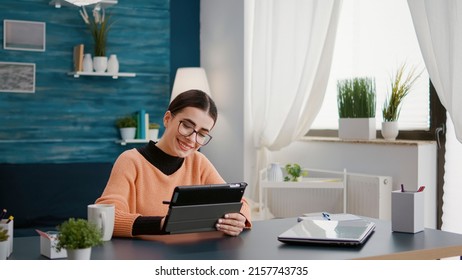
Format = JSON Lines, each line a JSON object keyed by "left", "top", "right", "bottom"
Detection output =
{"left": 162, "top": 182, "right": 247, "bottom": 234}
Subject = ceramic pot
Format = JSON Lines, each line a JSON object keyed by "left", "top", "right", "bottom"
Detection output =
{"left": 381, "top": 121, "right": 399, "bottom": 141}
{"left": 93, "top": 56, "right": 108, "bottom": 73}
{"left": 83, "top": 53, "right": 93, "bottom": 72}
{"left": 149, "top": 129, "right": 159, "bottom": 141}
{"left": 66, "top": 247, "right": 92, "bottom": 260}
{"left": 107, "top": 54, "right": 119, "bottom": 74}
{"left": 120, "top": 127, "right": 136, "bottom": 140}
{"left": 267, "top": 163, "right": 283, "bottom": 182}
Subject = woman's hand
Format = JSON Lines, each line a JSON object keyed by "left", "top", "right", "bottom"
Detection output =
{"left": 216, "top": 213, "right": 246, "bottom": 236}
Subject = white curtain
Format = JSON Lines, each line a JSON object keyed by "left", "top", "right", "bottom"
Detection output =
{"left": 407, "top": 0, "right": 462, "bottom": 236}
{"left": 407, "top": 0, "right": 462, "bottom": 142}
{"left": 247, "top": 0, "right": 342, "bottom": 199}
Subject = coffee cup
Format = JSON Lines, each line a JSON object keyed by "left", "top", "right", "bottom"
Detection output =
{"left": 87, "top": 204, "right": 115, "bottom": 241}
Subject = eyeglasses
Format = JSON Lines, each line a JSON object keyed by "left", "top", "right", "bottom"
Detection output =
{"left": 177, "top": 120, "right": 213, "bottom": 146}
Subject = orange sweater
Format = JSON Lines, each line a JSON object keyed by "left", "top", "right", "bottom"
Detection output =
{"left": 96, "top": 148, "right": 252, "bottom": 237}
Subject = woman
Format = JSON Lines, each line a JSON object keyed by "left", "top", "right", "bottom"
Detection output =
{"left": 96, "top": 90, "right": 252, "bottom": 237}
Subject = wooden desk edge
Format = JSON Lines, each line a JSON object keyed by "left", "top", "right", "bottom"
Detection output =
{"left": 353, "top": 245, "right": 462, "bottom": 260}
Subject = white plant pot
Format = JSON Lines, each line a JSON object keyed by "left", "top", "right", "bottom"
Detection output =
{"left": 149, "top": 129, "right": 159, "bottom": 141}
{"left": 338, "top": 118, "right": 376, "bottom": 140}
{"left": 66, "top": 247, "right": 92, "bottom": 260}
{"left": 0, "top": 241, "right": 8, "bottom": 260}
{"left": 381, "top": 121, "right": 399, "bottom": 141}
{"left": 93, "top": 56, "right": 108, "bottom": 73}
{"left": 120, "top": 127, "right": 136, "bottom": 140}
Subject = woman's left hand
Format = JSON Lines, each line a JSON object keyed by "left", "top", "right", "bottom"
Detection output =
{"left": 216, "top": 213, "right": 246, "bottom": 236}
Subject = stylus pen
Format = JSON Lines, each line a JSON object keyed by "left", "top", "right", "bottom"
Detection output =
{"left": 162, "top": 201, "right": 170, "bottom": 205}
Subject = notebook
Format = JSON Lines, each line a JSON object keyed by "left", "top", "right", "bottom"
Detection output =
{"left": 278, "top": 218, "right": 376, "bottom": 246}
{"left": 162, "top": 182, "right": 247, "bottom": 234}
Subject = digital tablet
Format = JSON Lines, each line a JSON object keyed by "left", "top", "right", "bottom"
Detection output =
{"left": 162, "top": 182, "right": 247, "bottom": 234}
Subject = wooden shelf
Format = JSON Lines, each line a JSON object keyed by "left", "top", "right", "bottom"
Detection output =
{"left": 68, "top": 71, "right": 136, "bottom": 79}
{"left": 50, "top": 0, "right": 118, "bottom": 9}
{"left": 116, "top": 139, "right": 150, "bottom": 146}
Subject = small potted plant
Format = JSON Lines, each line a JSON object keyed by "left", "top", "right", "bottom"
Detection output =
{"left": 56, "top": 218, "right": 103, "bottom": 260}
{"left": 148, "top": 123, "right": 160, "bottom": 141}
{"left": 381, "top": 63, "right": 422, "bottom": 140}
{"left": 0, "top": 229, "right": 9, "bottom": 260}
{"left": 116, "top": 115, "right": 137, "bottom": 140}
{"left": 337, "top": 77, "right": 376, "bottom": 140}
{"left": 284, "top": 163, "right": 308, "bottom": 182}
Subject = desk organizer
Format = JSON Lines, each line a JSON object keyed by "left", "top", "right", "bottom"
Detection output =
{"left": 0, "top": 219, "right": 13, "bottom": 257}
{"left": 392, "top": 190, "right": 424, "bottom": 233}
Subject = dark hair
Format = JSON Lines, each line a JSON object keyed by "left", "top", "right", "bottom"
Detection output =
{"left": 168, "top": 90, "right": 218, "bottom": 124}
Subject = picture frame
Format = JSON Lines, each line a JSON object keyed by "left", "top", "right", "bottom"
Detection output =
{"left": 3, "top": 19, "right": 46, "bottom": 52}
{"left": 0, "top": 62, "right": 36, "bottom": 93}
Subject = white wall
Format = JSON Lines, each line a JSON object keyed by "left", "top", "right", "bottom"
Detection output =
{"left": 200, "top": 0, "right": 246, "bottom": 183}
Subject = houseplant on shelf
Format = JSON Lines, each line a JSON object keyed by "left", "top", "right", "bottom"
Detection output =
{"left": 337, "top": 77, "right": 376, "bottom": 140}
{"left": 284, "top": 163, "right": 308, "bottom": 182}
{"left": 55, "top": 218, "right": 103, "bottom": 260}
{"left": 80, "top": 6, "right": 113, "bottom": 73}
{"left": 148, "top": 123, "right": 160, "bottom": 141}
{"left": 0, "top": 229, "right": 9, "bottom": 260}
{"left": 381, "top": 63, "right": 422, "bottom": 140}
{"left": 116, "top": 115, "right": 137, "bottom": 140}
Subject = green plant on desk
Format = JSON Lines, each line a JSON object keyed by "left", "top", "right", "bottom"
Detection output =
{"left": 0, "top": 229, "right": 9, "bottom": 242}
{"left": 284, "top": 163, "right": 308, "bottom": 182}
{"left": 55, "top": 218, "right": 102, "bottom": 252}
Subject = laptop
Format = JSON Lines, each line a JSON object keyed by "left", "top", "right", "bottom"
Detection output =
{"left": 162, "top": 182, "right": 247, "bottom": 234}
{"left": 278, "top": 218, "right": 376, "bottom": 246}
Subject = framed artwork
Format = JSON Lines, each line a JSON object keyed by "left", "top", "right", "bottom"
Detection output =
{"left": 0, "top": 62, "right": 36, "bottom": 93}
{"left": 3, "top": 20, "right": 46, "bottom": 51}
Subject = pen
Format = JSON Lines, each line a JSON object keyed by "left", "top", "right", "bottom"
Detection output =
{"left": 322, "top": 212, "right": 331, "bottom": 221}
{"left": 6, "top": 215, "right": 13, "bottom": 224}
{"left": 401, "top": 184, "right": 405, "bottom": 192}
{"left": 418, "top": 186, "right": 425, "bottom": 192}
{"left": 0, "top": 209, "right": 6, "bottom": 220}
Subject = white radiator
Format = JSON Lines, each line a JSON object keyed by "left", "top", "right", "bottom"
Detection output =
{"left": 259, "top": 168, "right": 392, "bottom": 220}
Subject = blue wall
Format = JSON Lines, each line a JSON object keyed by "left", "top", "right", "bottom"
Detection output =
{"left": 0, "top": 0, "right": 200, "bottom": 163}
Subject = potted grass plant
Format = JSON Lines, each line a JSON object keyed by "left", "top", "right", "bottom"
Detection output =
{"left": 381, "top": 63, "right": 422, "bottom": 140}
{"left": 116, "top": 115, "right": 137, "bottom": 140}
{"left": 148, "top": 123, "right": 160, "bottom": 141}
{"left": 56, "top": 218, "right": 103, "bottom": 260}
{"left": 337, "top": 77, "right": 377, "bottom": 140}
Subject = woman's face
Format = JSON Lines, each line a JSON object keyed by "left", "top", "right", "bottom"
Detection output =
{"left": 157, "top": 107, "right": 215, "bottom": 158}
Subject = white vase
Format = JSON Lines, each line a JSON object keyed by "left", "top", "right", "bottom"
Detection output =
{"left": 381, "top": 121, "right": 399, "bottom": 141}
{"left": 0, "top": 241, "right": 8, "bottom": 260}
{"left": 267, "top": 163, "right": 283, "bottom": 182}
{"left": 66, "top": 247, "right": 92, "bottom": 260}
{"left": 107, "top": 54, "right": 119, "bottom": 74}
{"left": 120, "top": 127, "right": 136, "bottom": 140}
{"left": 82, "top": 53, "right": 93, "bottom": 72}
{"left": 93, "top": 56, "right": 108, "bottom": 73}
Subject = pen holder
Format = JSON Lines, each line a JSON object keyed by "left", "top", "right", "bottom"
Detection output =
{"left": 391, "top": 190, "right": 424, "bottom": 233}
{"left": 0, "top": 219, "right": 13, "bottom": 257}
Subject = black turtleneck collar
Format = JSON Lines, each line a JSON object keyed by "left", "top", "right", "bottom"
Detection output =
{"left": 136, "top": 141, "right": 184, "bottom": 175}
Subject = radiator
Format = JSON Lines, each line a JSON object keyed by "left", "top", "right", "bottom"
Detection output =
{"left": 260, "top": 168, "right": 392, "bottom": 220}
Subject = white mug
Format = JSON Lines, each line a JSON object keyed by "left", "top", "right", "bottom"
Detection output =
{"left": 87, "top": 204, "right": 115, "bottom": 241}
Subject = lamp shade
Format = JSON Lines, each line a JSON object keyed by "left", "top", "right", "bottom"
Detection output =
{"left": 170, "top": 67, "right": 211, "bottom": 103}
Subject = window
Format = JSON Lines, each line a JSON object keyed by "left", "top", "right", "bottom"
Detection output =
{"left": 310, "top": 0, "right": 430, "bottom": 132}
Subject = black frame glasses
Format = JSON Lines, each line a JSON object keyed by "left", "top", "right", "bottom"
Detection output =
{"left": 177, "top": 120, "right": 213, "bottom": 146}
